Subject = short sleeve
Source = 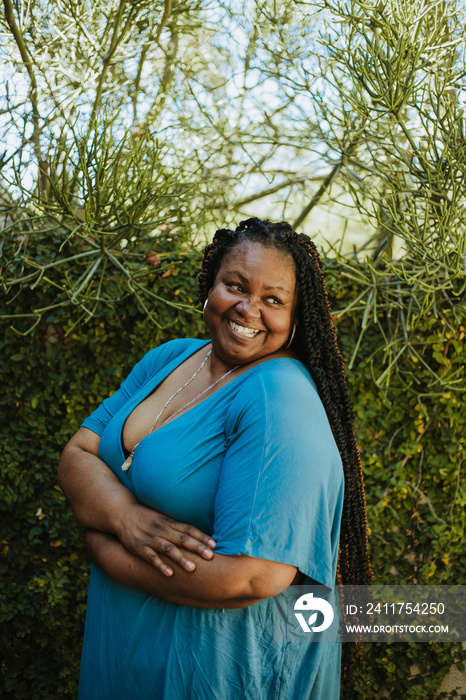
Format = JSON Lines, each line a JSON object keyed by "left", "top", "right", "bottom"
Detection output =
{"left": 81, "top": 339, "right": 199, "bottom": 437}
{"left": 212, "top": 360, "right": 344, "bottom": 589}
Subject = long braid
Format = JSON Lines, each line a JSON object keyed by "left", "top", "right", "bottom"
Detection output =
{"left": 289, "top": 236, "right": 371, "bottom": 586}
{"left": 198, "top": 217, "right": 371, "bottom": 586}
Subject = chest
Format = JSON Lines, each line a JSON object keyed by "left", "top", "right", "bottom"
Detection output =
{"left": 121, "top": 354, "right": 237, "bottom": 454}
{"left": 100, "top": 387, "right": 236, "bottom": 534}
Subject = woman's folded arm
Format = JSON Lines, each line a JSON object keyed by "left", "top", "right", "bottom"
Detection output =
{"left": 58, "top": 428, "right": 136, "bottom": 533}
{"left": 58, "top": 427, "right": 217, "bottom": 574}
{"left": 85, "top": 529, "right": 299, "bottom": 609}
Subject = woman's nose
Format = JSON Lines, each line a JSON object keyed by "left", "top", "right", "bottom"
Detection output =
{"left": 236, "top": 297, "right": 261, "bottom": 318}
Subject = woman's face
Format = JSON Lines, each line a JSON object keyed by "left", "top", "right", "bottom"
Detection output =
{"left": 204, "top": 240, "right": 298, "bottom": 368}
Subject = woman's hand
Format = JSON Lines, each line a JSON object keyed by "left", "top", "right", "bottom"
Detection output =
{"left": 58, "top": 427, "right": 216, "bottom": 575}
{"left": 114, "top": 502, "right": 216, "bottom": 576}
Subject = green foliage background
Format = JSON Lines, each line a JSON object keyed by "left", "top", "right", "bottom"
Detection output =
{"left": 0, "top": 230, "right": 464, "bottom": 699}
{"left": 1, "top": 0, "right": 466, "bottom": 696}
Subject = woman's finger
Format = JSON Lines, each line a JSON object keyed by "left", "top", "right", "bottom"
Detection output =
{"left": 176, "top": 531, "right": 215, "bottom": 560}
{"left": 163, "top": 518, "right": 216, "bottom": 552}
{"left": 142, "top": 547, "right": 174, "bottom": 576}
{"left": 142, "top": 541, "right": 199, "bottom": 574}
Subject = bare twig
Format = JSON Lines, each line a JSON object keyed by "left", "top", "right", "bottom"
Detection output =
{"left": 292, "top": 160, "right": 342, "bottom": 229}
{"left": 133, "top": 0, "right": 173, "bottom": 123}
{"left": 230, "top": 177, "right": 311, "bottom": 209}
{"left": 88, "top": 0, "right": 137, "bottom": 132}
{"left": 2, "top": 0, "right": 48, "bottom": 192}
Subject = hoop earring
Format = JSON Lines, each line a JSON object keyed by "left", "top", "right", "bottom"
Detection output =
{"left": 285, "top": 322, "right": 297, "bottom": 349}
{"left": 203, "top": 298, "right": 208, "bottom": 325}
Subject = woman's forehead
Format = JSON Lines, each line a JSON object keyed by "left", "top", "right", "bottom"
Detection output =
{"left": 221, "top": 239, "right": 296, "bottom": 274}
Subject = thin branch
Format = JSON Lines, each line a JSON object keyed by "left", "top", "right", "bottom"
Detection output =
{"left": 132, "top": 0, "right": 173, "bottom": 123}
{"left": 2, "top": 0, "right": 48, "bottom": 192}
{"left": 88, "top": 0, "right": 136, "bottom": 132}
{"left": 143, "top": 26, "right": 179, "bottom": 125}
{"left": 155, "top": 0, "right": 173, "bottom": 43}
{"left": 231, "top": 177, "right": 312, "bottom": 209}
{"left": 292, "top": 161, "right": 342, "bottom": 229}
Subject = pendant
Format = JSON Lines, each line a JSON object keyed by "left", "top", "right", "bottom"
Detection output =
{"left": 122, "top": 441, "right": 140, "bottom": 471}
{"left": 121, "top": 453, "right": 133, "bottom": 471}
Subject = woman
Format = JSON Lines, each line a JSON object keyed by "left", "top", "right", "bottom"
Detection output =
{"left": 58, "top": 218, "right": 371, "bottom": 699}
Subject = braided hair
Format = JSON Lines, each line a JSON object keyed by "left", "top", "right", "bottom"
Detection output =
{"left": 198, "top": 217, "right": 372, "bottom": 589}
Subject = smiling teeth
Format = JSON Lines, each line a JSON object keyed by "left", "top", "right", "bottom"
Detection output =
{"left": 229, "top": 320, "right": 260, "bottom": 338}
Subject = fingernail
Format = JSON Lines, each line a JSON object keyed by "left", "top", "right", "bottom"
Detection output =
{"left": 208, "top": 539, "right": 216, "bottom": 547}
{"left": 165, "top": 567, "right": 173, "bottom": 576}
{"left": 185, "top": 561, "right": 195, "bottom": 571}
{"left": 203, "top": 548, "right": 213, "bottom": 558}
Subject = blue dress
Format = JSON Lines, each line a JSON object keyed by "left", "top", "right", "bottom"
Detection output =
{"left": 79, "top": 338, "right": 344, "bottom": 700}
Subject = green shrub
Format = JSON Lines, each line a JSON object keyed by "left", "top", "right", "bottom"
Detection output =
{"left": 332, "top": 277, "right": 465, "bottom": 699}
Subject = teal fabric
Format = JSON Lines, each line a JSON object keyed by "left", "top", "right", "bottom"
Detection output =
{"left": 79, "top": 338, "right": 344, "bottom": 699}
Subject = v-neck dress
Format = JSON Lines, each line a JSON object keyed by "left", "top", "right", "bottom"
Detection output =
{"left": 79, "top": 338, "right": 344, "bottom": 700}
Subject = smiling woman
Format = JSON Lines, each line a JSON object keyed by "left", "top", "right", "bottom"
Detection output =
{"left": 57, "top": 217, "right": 372, "bottom": 700}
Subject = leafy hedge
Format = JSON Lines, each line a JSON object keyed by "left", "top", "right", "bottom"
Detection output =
{"left": 0, "top": 242, "right": 464, "bottom": 698}
{"left": 328, "top": 264, "right": 466, "bottom": 698}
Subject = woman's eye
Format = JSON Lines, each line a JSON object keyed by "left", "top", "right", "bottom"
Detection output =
{"left": 228, "top": 283, "right": 243, "bottom": 291}
{"left": 266, "top": 297, "right": 283, "bottom": 305}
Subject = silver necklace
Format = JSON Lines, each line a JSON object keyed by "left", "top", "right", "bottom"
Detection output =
{"left": 122, "top": 349, "right": 239, "bottom": 470}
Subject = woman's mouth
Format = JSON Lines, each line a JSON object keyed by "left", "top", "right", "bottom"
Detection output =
{"left": 228, "top": 320, "right": 261, "bottom": 339}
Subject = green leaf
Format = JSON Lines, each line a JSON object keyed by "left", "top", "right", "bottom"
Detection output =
{"left": 29, "top": 526, "right": 43, "bottom": 536}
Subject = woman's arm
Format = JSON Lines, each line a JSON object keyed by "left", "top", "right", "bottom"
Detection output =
{"left": 58, "top": 427, "right": 134, "bottom": 532}
{"left": 85, "top": 529, "right": 299, "bottom": 608}
{"left": 58, "top": 428, "right": 216, "bottom": 575}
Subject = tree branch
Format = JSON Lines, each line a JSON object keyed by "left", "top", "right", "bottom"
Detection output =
{"left": 155, "top": 0, "right": 173, "bottom": 43}
{"left": 144, "top": 27, "right": 179, "bottom": 125}
{"left": 292, "top": 161, "right": 342, "bottom": 229}
{"left": 132, "top": 0, "right": 173, "bottom": 123}
{"left": 230, "top": 177, "right": 318, "bottom": 210}
{"left": 88, "top": 0, "right": 136, "bottom": 131}
{"left": 2, "top": 0, "right": 48, "bottom": 192}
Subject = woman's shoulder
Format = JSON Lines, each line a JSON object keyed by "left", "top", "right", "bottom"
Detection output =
{"left": 245, "top": 356, "right": 317, "bottom": 398}
{"left": 258, "top": 355, "right": 313, "bottom": 379}
{"left": 226, "top": 357, "right": 340, "bottom": 459}
{"left": 229, "top": 357, "right": 321, "bottom": 421}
